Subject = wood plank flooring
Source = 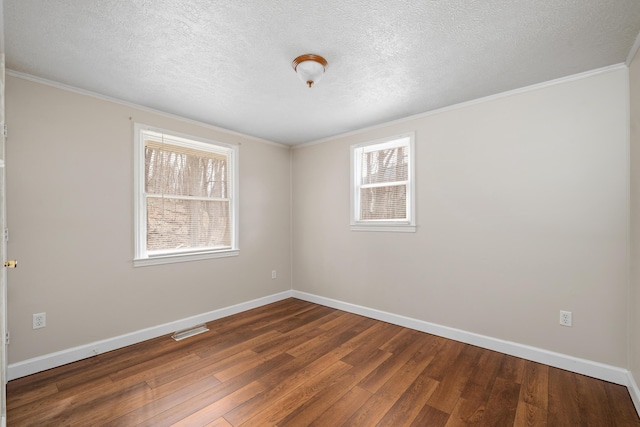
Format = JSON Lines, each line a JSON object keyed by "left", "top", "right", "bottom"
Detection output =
{"left": 7, "top": 298, "right": 640, "bottom": 426}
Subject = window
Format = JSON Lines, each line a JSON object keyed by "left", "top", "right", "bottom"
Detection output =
{"left": 134, "top": 124, "right": 239, "bottom": 266}
{"left": 351, "top": 133, "right": 415, "bottom": 232}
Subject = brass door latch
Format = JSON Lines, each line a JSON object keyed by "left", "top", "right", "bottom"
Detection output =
{"left": 4, "top": 260, "right": 17, "bottom": 268}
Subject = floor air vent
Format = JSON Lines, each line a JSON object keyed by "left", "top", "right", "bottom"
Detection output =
{"left": 172, "top": 324, "right": 209, "bottom": 341}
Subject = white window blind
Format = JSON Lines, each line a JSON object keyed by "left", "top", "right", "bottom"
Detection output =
{"left": 134, "top": 125, "right": 239, "bottom": 266}
{"left": 351, "top": 134, "right": 415, "bottom": 232}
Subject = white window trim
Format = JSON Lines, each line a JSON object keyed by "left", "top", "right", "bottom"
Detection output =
{"left": 350, "top": 132, "right": 416, "bottom": 232}
{"left": 133, "top": 123, "right": 239, "bottom": 267}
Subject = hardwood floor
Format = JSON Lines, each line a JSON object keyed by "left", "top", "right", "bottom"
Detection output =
{"left": 7, "top": 298, "right": 640, "bottom": 426}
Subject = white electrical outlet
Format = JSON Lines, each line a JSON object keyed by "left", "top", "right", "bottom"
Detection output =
{"left": 33, "top": 312, "right": 46, "bottom": 329}
{"left": 271, "top": 270, "right": 277, "bottom": 279}
{"left": 559, "top": 310, "right": 572, "bottom": 327}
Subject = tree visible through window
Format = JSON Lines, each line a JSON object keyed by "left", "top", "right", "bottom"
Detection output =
{"left": 351, "top": 134, "right": 415, "bottom": 232}
{"left": 145, "top": 141, "right": 230, "bottom": 251}
{"left": 359, "top": 144, "right": 408, "bottom": 220}
{"left": 134, "top": 125, "right": 238, "bottom": 265}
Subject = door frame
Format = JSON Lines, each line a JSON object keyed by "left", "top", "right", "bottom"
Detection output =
{"left": 0, "top": 0, "right": 8, "bottom": 424}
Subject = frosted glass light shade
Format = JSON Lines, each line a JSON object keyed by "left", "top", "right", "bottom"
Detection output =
{"left": 292, "top": 54, "right": 328, "bottom": 88}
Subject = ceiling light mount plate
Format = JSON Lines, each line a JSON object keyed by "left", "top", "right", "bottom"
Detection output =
{"left": 292, "top": 54, "right": 328, "bottom": 88}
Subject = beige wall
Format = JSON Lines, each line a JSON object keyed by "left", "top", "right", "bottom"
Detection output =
{"left": 293, "top": 68, "right": 629, "bottom": 367}
{"left": 4, "top": 65, "right": 634, "bottom": 371}
{"left": 5, "top": 75, "right": 292, "bottom": 363}
{"left": 630, "top": 49, "right": 640, "bottom": 384}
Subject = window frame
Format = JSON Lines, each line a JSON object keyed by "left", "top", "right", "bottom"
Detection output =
{"left": 133, "top": 123, "right": 239, "bottom": 267}
{"left": 350, "top": 132, "right": 416, "bottom": 232}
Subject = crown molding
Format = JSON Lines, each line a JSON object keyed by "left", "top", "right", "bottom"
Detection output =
{"left": 626, "top": 31, "right": 640, "bottom": 66}
{"left": 296, "top": 63, "right": 627, "bottom": 149}
{"left": 5, "top": 69, "right": 290, "bottom": 150}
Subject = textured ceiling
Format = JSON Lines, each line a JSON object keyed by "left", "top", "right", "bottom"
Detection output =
{"left": 5, "top": 1, "right": 640, "bottom": 145}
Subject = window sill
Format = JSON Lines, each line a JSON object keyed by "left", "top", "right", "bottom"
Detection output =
{"left": 350, "top": 224, "right": 416, "bottom": 233}
{"left": 134, "top": 249, "right": 239, "bottom": 267}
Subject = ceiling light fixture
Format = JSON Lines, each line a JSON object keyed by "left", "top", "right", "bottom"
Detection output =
{"left": 292, "top": 54, "right": 328, "bottom": 88}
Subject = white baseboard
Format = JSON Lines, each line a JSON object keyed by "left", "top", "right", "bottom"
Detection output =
{"left": 292, "top": 290, "right": 631, "bottom": 386}
{"left": 8, "top": 288, "right": 639, "bottom": 419}
{"left": 628, "top": 372, "right": 640, "bottom": 417}
{"left": 7, "top": 290, "right": 294, "bottom": 381}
